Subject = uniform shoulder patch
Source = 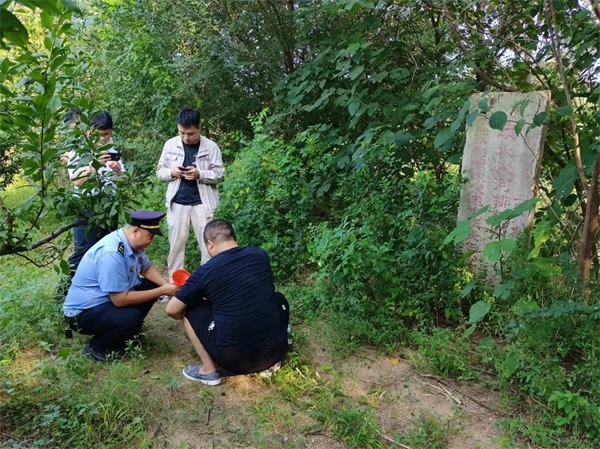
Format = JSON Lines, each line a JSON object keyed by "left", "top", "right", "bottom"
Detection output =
{"left": 118, "top": 242, "right": 125, "bottom": 255}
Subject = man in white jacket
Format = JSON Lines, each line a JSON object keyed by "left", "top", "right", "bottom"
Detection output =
{"left": 156, "top": 109, "right": 225, "bottom": 280}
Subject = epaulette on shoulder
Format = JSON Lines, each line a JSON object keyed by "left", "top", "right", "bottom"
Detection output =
{"left": 118, "top": 242, "right": 125, "bottom": 255}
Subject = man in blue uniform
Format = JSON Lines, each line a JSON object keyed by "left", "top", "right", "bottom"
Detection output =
{"left": 165, "top": 219, "right": 289, "bottom": 386}
{"left": 64, "top": 210, "right": 179, "bottom": 362}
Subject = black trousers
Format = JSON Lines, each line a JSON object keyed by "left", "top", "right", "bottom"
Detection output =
{"left": 185, "top": 292, "right": 290, "bottom": 375}
{"left": 68, "top": 279, "right": 158, "bottom": 353}
{"left": 68, "top": 213, "right": 115, "bottom": 274}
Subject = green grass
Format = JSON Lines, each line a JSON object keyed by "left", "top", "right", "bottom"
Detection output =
{"left": 261, "top": 349, "right": 387, "bottom": 449}
{"left": 0, "top": 180, "right": 151, "bottom": 448}
{"left": 0, "top": 252, "right": 150, "bottom": 448}
{"left": 398, "top": 413, "right": 453, "bottom": 449}
{"left": 7, "top": 174, "right": 591, "bottom": 449}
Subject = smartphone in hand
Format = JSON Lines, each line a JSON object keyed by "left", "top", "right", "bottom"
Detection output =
{"left": 109, "top": 152, "right": 121, "bottom": 161}
{"left": 179, "top": 166, "right": 189, "bottom": 172}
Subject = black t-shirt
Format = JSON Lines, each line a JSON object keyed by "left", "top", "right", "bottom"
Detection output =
{"left": 176, "top": 246, "right": 287, "bottom": 353}
{"left": 173, "top": 141, "right": 202, "bottom": 205}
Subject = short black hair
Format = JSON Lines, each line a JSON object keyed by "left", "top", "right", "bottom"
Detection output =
{"left": 177, "top": 108, "right": 201, "bottom": 128}
{"left": 204, "top": 219, "right": 236, "bottom": 244}
{"left": 63, "top": 108, "right": 81, "bottom": 124}
{"left": 90, "top": 111, "right": 113, "bottom": 130}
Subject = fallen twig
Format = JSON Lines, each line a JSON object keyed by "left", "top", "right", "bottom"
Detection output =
{"left": 414, "top": 376, "right": 462, "bottom": 406}
{"left": 206, "top": 397, "right": 214, "bottom": 425}
{"left": 376, "top": 429, "right": 411, "bottom": 449}
{"left": 151, "top": 424, "right": 161, "bottom": 439}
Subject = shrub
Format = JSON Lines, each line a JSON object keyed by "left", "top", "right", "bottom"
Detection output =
{"left": 411, "top": 327, "right": 477, "bottom": 379}
{"left": 218, "top": 111, "right": 314, "bottom": 278}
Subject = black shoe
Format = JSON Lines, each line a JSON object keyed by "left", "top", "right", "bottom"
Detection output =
{"left": 82, "top": 344, "right": 107, "bottom": 362}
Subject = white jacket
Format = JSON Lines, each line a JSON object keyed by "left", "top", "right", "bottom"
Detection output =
{"left": 156, "top": 135, "right": 225, "bottom": 213}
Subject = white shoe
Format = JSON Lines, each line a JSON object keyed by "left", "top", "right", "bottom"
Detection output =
{"left": 259, "top": 361, "right": 282, "bottom": 378}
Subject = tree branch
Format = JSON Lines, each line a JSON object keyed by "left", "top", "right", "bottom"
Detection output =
{"left": 0, "top": 195, "right": 15, "bottom": 233}
{"left": 546, "top": 0, "right": 588, "bottom": 194}
{"left": 441, "top": 2, "right": 518, "bottom": 92}
{"left": 577, "top": 152, "right": 600, "bottom": 295}
{"left": 0, "top": 218, "right": 83, "bottom": 256}
{"left": 589, "top": 0, "right": 600, "bottom": 22}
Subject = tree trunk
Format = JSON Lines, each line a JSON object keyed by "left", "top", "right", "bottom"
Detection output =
{"left": 577, "top": 152, "right": 600, "bottom": 298}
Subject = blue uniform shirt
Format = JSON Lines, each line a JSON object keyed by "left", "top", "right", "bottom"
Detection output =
{"left": 63, "top": 228, "right": 152, "bottom": 317}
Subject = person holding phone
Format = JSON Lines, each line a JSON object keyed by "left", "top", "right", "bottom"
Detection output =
{"left": 156, "top": 108, "right": 225, "bottom": 281}
{"left": 63, "top": 111, "right": 126, "bottom": 279}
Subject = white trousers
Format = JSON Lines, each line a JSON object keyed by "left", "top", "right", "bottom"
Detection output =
{"left": 167, "top": 202, "right": 212, "bottom": 281}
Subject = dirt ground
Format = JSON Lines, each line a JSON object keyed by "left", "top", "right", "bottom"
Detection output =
{"left": 134, "top": 304, "right": 509, "bottom": 449}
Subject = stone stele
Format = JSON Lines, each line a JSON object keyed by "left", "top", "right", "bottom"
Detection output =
{"left": 457, "top": 91, "right": 551, "bottom": 277}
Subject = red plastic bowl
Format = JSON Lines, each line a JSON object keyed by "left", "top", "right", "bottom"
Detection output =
{"left": 172, "top": 269, "right": 191, "bottom": 287}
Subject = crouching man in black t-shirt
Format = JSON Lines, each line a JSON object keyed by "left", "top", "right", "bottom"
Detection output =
{"left": 165, "top": 219, "right": 289, "bottom": 386}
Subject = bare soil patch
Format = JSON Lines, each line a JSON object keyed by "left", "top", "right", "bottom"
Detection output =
{"left": 137, "top": 305, "right": 508, "bottom": 448}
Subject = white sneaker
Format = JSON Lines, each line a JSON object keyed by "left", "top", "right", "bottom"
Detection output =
{"left": 259, "top": 361, "right": 282, "bottom": 378}
{"left": 157, "top": 295, "right": 169, "bottom": 303}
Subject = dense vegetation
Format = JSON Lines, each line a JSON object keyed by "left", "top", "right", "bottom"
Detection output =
{"left": 2, "top": 0, "right": 600, "bottom": 447}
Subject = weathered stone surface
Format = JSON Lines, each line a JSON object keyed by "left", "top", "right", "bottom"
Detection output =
{"left": 458, "top": 91, "right": 551, "bottom": 276}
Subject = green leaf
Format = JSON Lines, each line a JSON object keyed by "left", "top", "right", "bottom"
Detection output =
{"left": 528, "top": 220, "right": 552, "bottom": 259}
{"left": 443, "top": 220, "right": 471, "bottom": 245}
{"left": 501, "top": 351, "right": 521, "bottom": 377}
{"left": 468, "top": 205, "right": 490, "bottom": 220}
{"left": 26, "top": 0, "right": 61, "bottom": 15}
{"left": 477, "top": 97, "right": 489, "bottom": 112}
{"left": 40, "top": 10, "right": 54, "bottom": 29}
{"left": 489, "top": 111, "right": 508, "bottom": 130}
{"left": 552, "top": 165, "right": 577, "bottom": 200}
{"left": 466, "top": 109, "right": 479, "bottom": 127}
{"left": 316, "top": 181, "right": 330, "bottom": 196}
{"left": 58, "top": 348, "right": 71, "bottom": 358}
{"left": 348, "top": 99, "right": 360, "bottom": 116}
{"left": 533, "top": 111, "right": 548, "bottom": 125}
{"left": 403, "top": 113, "right": 415, "bottom": 124}
{"left": 460, "top": 281, "right": 475, "bottom": 298}
{"left": 493, "top": 281, "right": 514, "bottom": 299}
{"left": 0, "top": 9, "right": 29, "bottom": 48}
{"left": 0, "top": 83, "right": 14, "bottom": 97}
{"left": 513, "top": 298, "right": 538, "bottom": 316}
{"left": 59, "top": 259, "right": 71, "bottom": 275}
{"left": 347, "top": 64, "right": 364, "bottom": 81}
{"left": 469, "top": 301, "right": 491, "bottom": 324}
{"left": 514, "top": 118, "right": 525, "bottom": 135}
{"left": 393, "top": 132, "right": 414, "bottom": 145}
{"left": 58, "top": 0, "right": 82, "bottom": 13}
{"left": 450, "top": 116, "right": 462, "bottom": 133}
{"left": 485, "top": 197, "right": 540, "bottom": 226}
{"left": 518, "top": 98, "right": 530, "bottom": 117}
{"left": 531, "top": 257, "right": 562, "bottom": 277}
{"left": 43, "top": 36, "right": 53, "bottom": 51}
{"left": 344, "top": 0, "right": 375, "bottom": 13}
{"left": 48, "top": 94, "right": 62, "bottom": 114}
{"left": 434, "top": 127, "right": 452, "bottom": 148}
{"left": 309, "top": 89, "right": 332, "bottom": 110}
{"left": 556, "top": 106, "right": 573, "bottom": 117}
{"left": 482, "top": 239, "right": 516, "bottom": 262}
{"left": 463, "top": 324, "right": 476, "bottom": 338}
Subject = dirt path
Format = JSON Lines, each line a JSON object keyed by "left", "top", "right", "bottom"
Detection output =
{"left": 137, "top": 305, "right": 508, "bottom": 449}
